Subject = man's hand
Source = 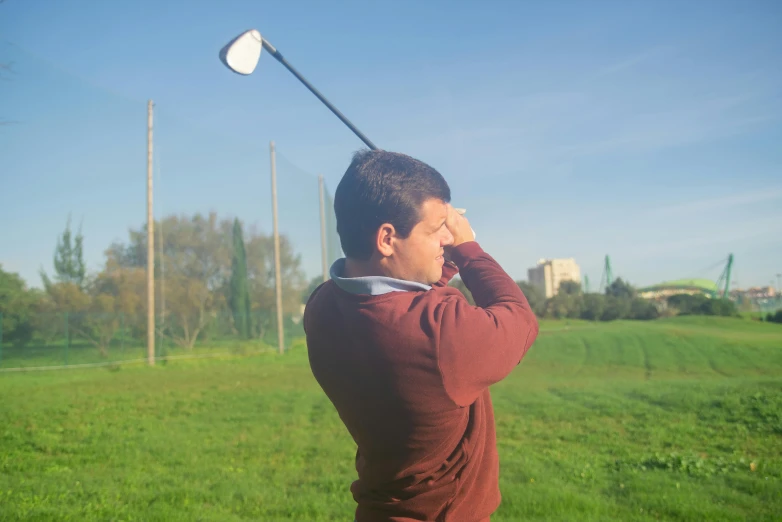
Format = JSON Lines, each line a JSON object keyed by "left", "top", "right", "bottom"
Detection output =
{"left": 445, "top": 204, "right": 475, "bottom": 248}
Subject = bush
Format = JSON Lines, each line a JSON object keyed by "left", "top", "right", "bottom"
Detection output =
{"left": 700, "top": 298, "right": 737, "bottom": 317}
{"left": 629, "top": 298, "right": 659, "bottom": 320}
{"left": 668, "top": 294, "right": 709, "bottom": 315}
{"left": 601, "top": 295, "right": 631, "bottom": 321}
{"left": 516, "top": 281, "right": 545, "bottom": 316}
{"left": 580, "top": 294, "right": 605, "bottom": 321}
{"left": 512, "top": 279, "right": 738, "bottom": 323}
{"left": 667, "top": 294, "right": 737, "bottom": 317}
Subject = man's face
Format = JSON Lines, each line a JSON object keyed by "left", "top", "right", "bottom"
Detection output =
{"left": 381, "top": 198, "right": 455, "bottom": 285}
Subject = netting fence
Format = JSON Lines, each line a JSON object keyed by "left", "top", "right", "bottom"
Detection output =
{"left": 0, "top": 42, "right": 343, "bottom": 371}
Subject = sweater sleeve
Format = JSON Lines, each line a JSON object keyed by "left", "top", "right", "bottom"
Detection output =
{"left": 434, "top": 242, "right": 539, "bottom": 407}
{"left": 432, "top": 260, "right": 459, "bottom": 288}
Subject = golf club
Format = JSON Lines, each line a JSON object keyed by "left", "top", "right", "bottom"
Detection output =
{"left": 218, "top": 29, "right": 474, "bottom": 239}
{"left": 219, "top": 29, "right": 378, "bottom": 150}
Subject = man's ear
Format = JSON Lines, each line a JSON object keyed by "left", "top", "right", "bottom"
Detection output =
{"left": 375, "top": 223, "right": 396, "bottom": 257}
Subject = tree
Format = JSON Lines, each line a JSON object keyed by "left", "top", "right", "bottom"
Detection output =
{"left": 106, "top": 212, "right": 307, "bottom": 348}
{"left": 606, "top": 278, "right": 635, "bottom": 300}
{"left": 155, "top": 213, "right": 230, "bottom": 349}
{"left": 629, "top": 298, "right": 659, "bottom": 320}
{"left": 580, "top": 293, "right": 606, "bottom": 321}
{"left": 0, "top": 265, "right": 40, "bottom": 346}
{"left": 245, "top": 230, "right": 307, "bottom": 338}
{"left": 39, "top": 215, "right": 88, "bottom": 346}
{"left": 34, "top": 217, "right": 144, "bottom": 356}
{"left": 303, "top": 276, "right": 326, "bottom": 305}
{"left": 667, "top": 294, "right": 708, "bottom": 315}
{"left": 36, "top": 279, "right": 90, "bottom": 347}
{"left": 106, "top": 212, "right": 229, "bottom": 349}
{"left": 79, "top": 260, "right": 147, "bottom": 355}
{"left": 229, "top": 219, "right": 252, "bottom": 339}
{"left": 601, "top": 295, "right": 631, "bottom": 321}
{"left": 516, "top": 281, "right": 545, "bottom": 316}
{"left": 42, "top": 215, "right": 86, "bottom": 290}
{"left": 559, "top": 280, "right": 582, "bottom": 296}
{"left": 35, "top": 264, "right": 144, "bottom": 358}
{"left": 545, "top": 293, "right": 583, "bottom": 319}
{"left": 699, "top": 298, "right": 737, "bottom": 317}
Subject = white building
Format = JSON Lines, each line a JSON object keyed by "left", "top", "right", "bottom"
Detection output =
{"left": 528, "top": 258, "right": 581, "bottom": 298}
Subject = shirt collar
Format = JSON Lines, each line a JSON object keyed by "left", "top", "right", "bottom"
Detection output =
{"left": 329, "top": 258, "right": 432, "bottom": 295}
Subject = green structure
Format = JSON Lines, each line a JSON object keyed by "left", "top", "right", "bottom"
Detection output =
{"left": 638, "top": 254, "right": 734, "bottom": 300}
{"left": 715, "top": 253, "right": 734, "bottom": 298}
{"left": 599, "top": 255, "right": 613, "bottom": 293}
{"left": 638, "top": 278, "right": 718, "bottom": 297}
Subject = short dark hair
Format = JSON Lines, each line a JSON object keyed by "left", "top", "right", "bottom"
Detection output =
{"left": 334, "top": 150, "right": 451, "bottom": 260}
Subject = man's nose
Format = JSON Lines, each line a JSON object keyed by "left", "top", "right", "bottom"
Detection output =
{"left": 442, "top": 228, "right": 455, "bottom": 246}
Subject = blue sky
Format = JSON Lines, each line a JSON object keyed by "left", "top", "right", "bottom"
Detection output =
{"left": 1, "top": 0, "right": 781, "bottom": 290}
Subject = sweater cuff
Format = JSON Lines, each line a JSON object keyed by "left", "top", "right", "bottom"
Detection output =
{"left": 448, "top": 241, "right": 483, "bottom": 269}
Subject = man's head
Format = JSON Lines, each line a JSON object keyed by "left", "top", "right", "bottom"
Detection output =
{"left": 334, "top": 150, "right": 454, "bottom": 285}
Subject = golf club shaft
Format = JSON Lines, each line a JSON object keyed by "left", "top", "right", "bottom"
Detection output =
{"left": 262, "top": 41, "right": 378, "bottom": 150}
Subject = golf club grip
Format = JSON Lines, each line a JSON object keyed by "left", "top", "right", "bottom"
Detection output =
{"left": 269, "top": 49, "right": 379, "bottom": 151}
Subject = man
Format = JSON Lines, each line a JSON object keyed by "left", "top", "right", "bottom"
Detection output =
{"left": 304, "top": 150, "right": 539, "bottom": 522}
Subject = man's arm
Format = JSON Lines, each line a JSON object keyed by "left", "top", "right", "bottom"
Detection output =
{"left": 431, "top": 207, "right": 538, "bottom": 406}
{"left": 432, "top": 260, "right": 459, "bottom": 288}
{"left": 433, "top": 242, "right": 538, "bottom": 406}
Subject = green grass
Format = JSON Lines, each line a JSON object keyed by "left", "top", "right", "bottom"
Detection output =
{"left": 1, "top": 316, "right": 780, "bottom": 521}
{"left": 0, "top": 337, "right": 276, "bottom": 370}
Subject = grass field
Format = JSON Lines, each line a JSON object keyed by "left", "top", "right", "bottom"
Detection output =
{"left": 1, "top": 316, "right": 781, "bottom": 521}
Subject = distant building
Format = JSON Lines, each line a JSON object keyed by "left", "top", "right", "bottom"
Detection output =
{"left": 731, "top": 286, "right": 777, "bottom": 300}
{"left": 637, "top": 279, "right": 717, "bottom": 300}
{"left": 528, "top": 258, "right": 581, "bottom": 298}
{"left": 638, "top": 283, "right": 777, "bottom": 301}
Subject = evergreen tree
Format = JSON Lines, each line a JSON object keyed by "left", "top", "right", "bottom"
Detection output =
{"left": 229, "top": 218, "right": 252, "bottom": 338}
{"left": 42, "top": 215, "right": 86, "bottom": 289}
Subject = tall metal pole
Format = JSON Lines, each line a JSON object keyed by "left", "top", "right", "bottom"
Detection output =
{"left": 723, "top": 253, "right": 733, "bottom": 299}
{"left": 270, "top": 141, "right": 284, "bottom": 354}
{"left": 318, "top": 175, "right": 328, "bottom": 283}
{"left": 146, "top": 100, "right": 155, "bottom": 366}
{"left": 64, "top": 312, "right": 69, "bottom": 366}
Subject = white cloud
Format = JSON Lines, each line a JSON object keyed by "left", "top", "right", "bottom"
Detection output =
{"left": 622, "top": 218, "right": 782, "bottom": 260}
{"left": 650, "top": 187, "right": 782, "bottom": 216}
{"left": 584, "top": 46, "right": 674, "bottom": 82}
{"left": 551, "top": 94, "right": 779, "bottom": 158}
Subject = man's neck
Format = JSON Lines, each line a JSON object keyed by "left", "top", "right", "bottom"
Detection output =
{"left": 343, "top": 257, "right": 390, "bottom": 279}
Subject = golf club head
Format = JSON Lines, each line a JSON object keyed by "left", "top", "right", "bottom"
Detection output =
{"left": 219, "top": 29, "right": 263, "bottom": 75}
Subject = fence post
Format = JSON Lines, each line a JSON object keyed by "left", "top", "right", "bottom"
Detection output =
{"left": 64, "top": 312, "right": 69, "bottom": 366}
{"left": 269, "top": 140, "right": 285, "bottom": 354}
{"left": 120, "top": 312, "right": 125, "bottom": 359}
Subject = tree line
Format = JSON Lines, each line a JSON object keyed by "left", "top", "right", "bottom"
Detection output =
{"left": 0, "top": 217, "right": 753, "bottom": 356}
{"left": 449, "top": 277, "right": 739, "bottom": 321}
{"left": 0, "top": 212, "right": 308, "bottom": 354}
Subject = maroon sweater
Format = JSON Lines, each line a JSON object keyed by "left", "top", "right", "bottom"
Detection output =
{"left": 304, "top": 242, "right": 539, "bottom": 521}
